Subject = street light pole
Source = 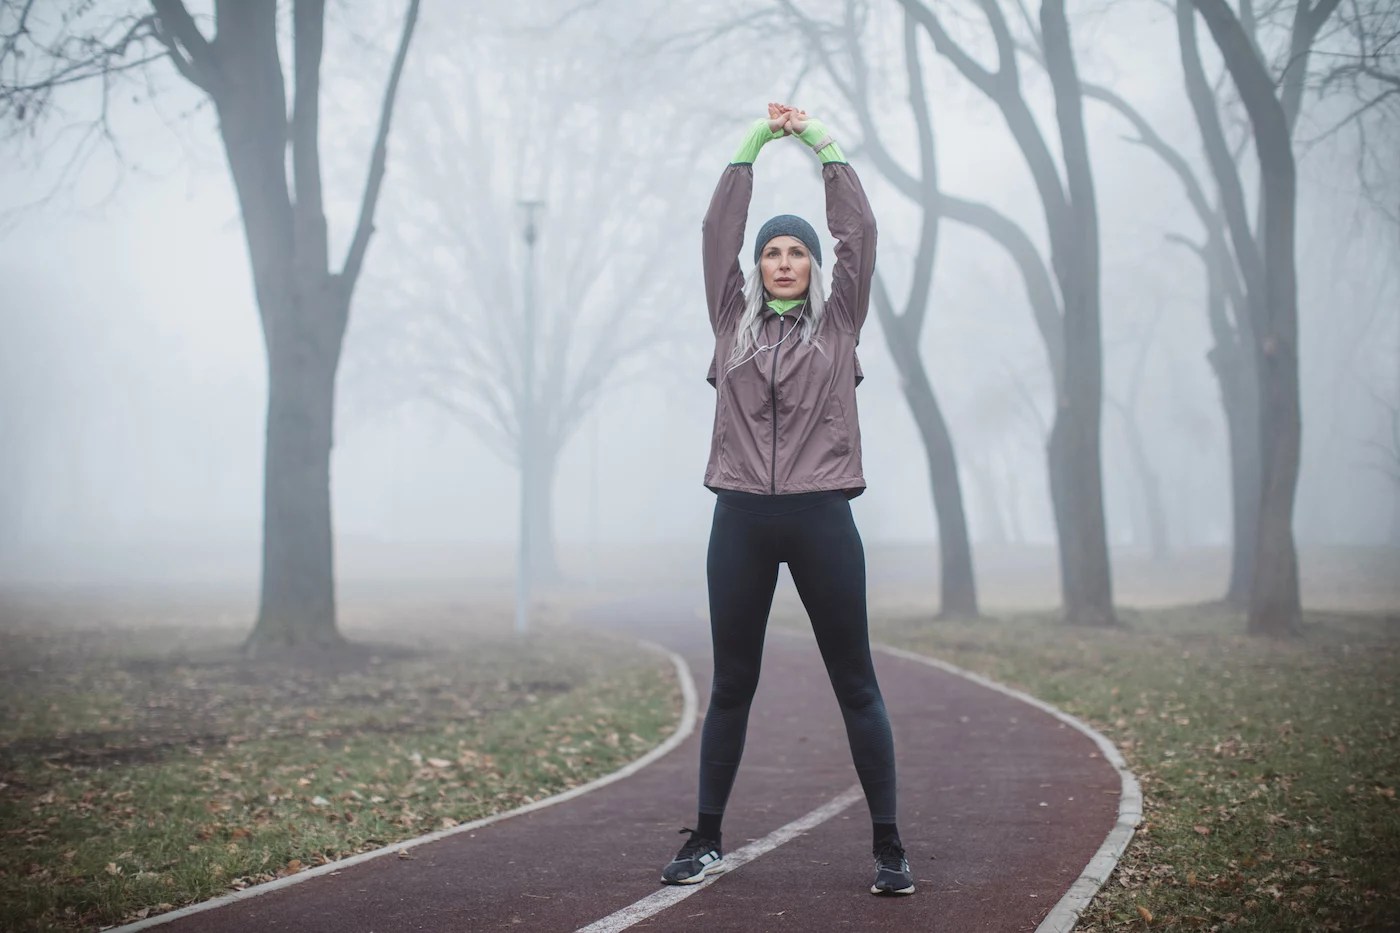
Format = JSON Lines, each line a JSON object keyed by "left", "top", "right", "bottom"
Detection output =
{"left": 589, "top": 405, "right": 599, "bottom": 591}
{"left": 516, "top": 199, "right": 544, "bottom": 636}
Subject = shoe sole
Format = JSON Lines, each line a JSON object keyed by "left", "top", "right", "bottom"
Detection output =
{"left": 661, "top": 860, "right": 726, "bottom": 885}
{"left": 870, "top": 883, "right": 916, "bottom": 895}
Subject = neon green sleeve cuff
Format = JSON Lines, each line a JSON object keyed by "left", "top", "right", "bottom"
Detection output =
{"left": 731, "top": 118, "right": 786, "bottom": 164}
{"left": 798, "top": 119, "right": 846, "bottom": 164}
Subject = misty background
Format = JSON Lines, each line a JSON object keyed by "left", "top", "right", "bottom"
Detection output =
{"left": 0, "top": 0, "right": 1395, "bottom": 598}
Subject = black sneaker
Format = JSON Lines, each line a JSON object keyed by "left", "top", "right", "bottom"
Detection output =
{"left": 660, "top": 826, "right": 724, "bottom": 885}
{"left": 871, "top": 837, "right": 915, "bottom": 895}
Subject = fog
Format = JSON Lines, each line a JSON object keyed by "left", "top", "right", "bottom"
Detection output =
{"left": 1, "top": 0, "right": 1396, "bottom": 599}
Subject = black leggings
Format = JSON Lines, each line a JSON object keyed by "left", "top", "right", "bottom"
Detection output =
{"left": 699, "top": 488, "right": 897, "bottom": 824}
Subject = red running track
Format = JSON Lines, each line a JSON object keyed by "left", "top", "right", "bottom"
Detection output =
{"left": 126, "top": 590, "right": 1123, "bottom": 933}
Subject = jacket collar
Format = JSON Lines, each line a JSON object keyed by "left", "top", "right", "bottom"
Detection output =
{"left": 763, "top": 296, "right": 808, "bottom": 318}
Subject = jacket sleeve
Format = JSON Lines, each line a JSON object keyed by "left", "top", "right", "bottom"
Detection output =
{"left": 703, "top": 119, "right": 783, "bottom": 335}
{"left": 702, "top": 164, "right": 752, "bottom": 336}
{"left": 822, "top": 162, "right": 877, "bottom": 334}
{"left": 796, "top": 120, "right": 876, "bottom": 334}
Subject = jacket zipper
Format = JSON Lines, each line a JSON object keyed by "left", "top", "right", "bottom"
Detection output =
{"left": 770, "top": 314, "right": 787, "bottom": 494}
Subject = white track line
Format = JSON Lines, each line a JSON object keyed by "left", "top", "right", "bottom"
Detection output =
{"left": 871, "top": 642, "right": 1142, "bottom": 933}
{"left": 575, "top": 783, "right": 865, "bottom": 933}
{"left": 106, "top": 634, "right": 698, "bottom": 933}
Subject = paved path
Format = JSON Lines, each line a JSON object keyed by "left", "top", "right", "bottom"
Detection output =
{"left": 132, "top": 590, "right": 1124, "bottom": 932}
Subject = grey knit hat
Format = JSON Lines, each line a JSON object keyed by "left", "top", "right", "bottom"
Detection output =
{"left": 753, "top": 214, "right": 822, "bottom": 267}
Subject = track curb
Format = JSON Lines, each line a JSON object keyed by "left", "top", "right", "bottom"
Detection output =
{"left": 872, "top": 641, "right": 1142, "bottom": 933}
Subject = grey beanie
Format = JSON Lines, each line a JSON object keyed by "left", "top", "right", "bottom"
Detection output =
{"left": 753, "top": 214, "right": 822, "bottom": 267}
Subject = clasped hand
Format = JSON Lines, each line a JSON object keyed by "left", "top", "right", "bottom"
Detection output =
{"left": 767, "top": 102, "right": 810, "bottom": 136}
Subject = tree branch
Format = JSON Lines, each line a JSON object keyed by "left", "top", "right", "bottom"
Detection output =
{"left": 339, "top": 0, "right": 421, "bottom": 301}
{"left": 895, "top": 0, "right": 999, "bottom": 97}
{"left": 291, "top": 0, "right": 328, "bottom": 274}
{"left": 149, "top": 0, "right": 217, "bottom": 92}
{"left": 900, "top": 7, "right": 940, "bottom": 332}
{"left": 1178, "top": 0, "right": 1265, "bottom": 309}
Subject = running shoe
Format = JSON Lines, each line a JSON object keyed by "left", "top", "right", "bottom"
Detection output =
{"left": 660, "top": 826, "right": 724, "bottom": 885}
{"left": 871, "top": 837, "right": 915, "bottom": 895}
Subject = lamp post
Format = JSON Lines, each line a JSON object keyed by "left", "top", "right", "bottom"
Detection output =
{"left": 516, "top": 198, "right": 543, "bottom": 636}
{"left": 589, "top": 405, "right": 599, "bottom": 590}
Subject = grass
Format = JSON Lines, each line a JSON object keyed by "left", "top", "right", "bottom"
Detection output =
{"left": 814, "top": 598, "right": 1400, "bottom": 932}
{"left": 0, "top": 597, "right": 681, "bottom": 933}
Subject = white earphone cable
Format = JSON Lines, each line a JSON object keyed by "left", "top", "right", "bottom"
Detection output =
{"left": 721, "top": 301, "right": 806, "bottom": 378}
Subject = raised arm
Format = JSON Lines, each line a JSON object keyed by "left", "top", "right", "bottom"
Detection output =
{"left": 791, "top": 114, "right": 877, "bottom": 334}
{"left": 703, "top": 116, "right": 786, "bottom": 334}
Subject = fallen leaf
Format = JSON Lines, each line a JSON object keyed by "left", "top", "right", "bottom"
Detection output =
{"left": 1137, "top": 905, "right": 1153, "bottom": 923}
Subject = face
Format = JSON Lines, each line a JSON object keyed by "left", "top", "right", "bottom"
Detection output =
{"left": 760, "top": 236, "right": 812, "bottom": 301}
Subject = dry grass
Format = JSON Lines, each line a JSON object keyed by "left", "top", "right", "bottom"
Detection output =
{"left": 794, "top": 594, "right": 1400, "bottom": 932}
{"left": 0, "top": 591, "right": 680, "bottom": 933}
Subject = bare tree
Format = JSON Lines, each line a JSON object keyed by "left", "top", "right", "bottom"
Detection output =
{"left": 343, "top": 12, "right": 704, "bottom": 587}
{"left": 1314, "top": 0, "right": 1400, "bottom": 224}
{"left": 1046, "top": 50, "right": 1261, "bottom": 604}
{"left": 1176, "top": 0, "right": 1344, "bottom": 635}
{"left": 892, "top": 0, "right": 1117, "bottom": 626}
{"left": 1064, "top": 0, "right": 1390, "bottom": 621}
{"left": 775, "top": 1, "right": 980, "bottom": 618}
{"left": 1, "top": 1, "right": 422, "bottom": 654}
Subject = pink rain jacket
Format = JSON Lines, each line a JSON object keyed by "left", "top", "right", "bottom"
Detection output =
{"left": 703, "top": 161, "right": 877, "bottom": 498}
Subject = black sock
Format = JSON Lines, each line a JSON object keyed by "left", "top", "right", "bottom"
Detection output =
{"left": 697, "top": 812, "right": 723, "bottom": 843}
{"left": 873, "top": 821, "right": 900, "bottom": 847}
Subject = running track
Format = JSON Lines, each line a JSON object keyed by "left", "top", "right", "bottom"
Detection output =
{"left": 117, "top": 590, "right": 1130, "bottom": 932}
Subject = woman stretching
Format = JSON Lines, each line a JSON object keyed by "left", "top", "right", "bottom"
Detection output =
{"left": 660, "top": 103, "right": 913, "bottom": 897}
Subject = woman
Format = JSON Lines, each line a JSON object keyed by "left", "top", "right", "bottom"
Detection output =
{"left": 660, "top": 103, "right": 913, "bottom": 897}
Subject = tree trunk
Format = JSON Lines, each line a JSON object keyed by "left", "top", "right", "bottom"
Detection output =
{"left": 1390, "top": 492, "right": 1400, "bottom": 548}
{"left": 1192, "top": 0, "right": 1304, "bottom": 637}
{"left": 205, "top": 28, "right": 346, "bottom": 654}
{"left": 146, "top": 0, "right": 420, "bottom": 654}
{"left": 885, "top": 318, "right": 979, "bottom": 618}
{"left": 970, "top": 453, "right": 1009, "bottom": 548}
{"left": 1113, "top": 403, "right": 1170, "bottom": 562}
{"left": 1043, "top": 0, "right": 1116, "bottom": 626}
{"left": 1004, "top": 454, "right": 1028, "bottom": 546}
{"left": 1214, "top": 342, "right": 1262, "bottom": 605}
{"left": 209, "top": 19, "right": 349, "bottom": 655}
{"left": 251, "top": 299, "right": 345, "bottom": 652}
{"left": 1210, "top": 334, "right": 1262, "bottom": 607}
{"left": 1199, "top": 231, "right": 1262, "bottom": 605}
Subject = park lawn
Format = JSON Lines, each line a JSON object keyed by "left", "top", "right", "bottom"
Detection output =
{"left": 0, "top": 599, "right": 681, "bottom": 933}
{"left": 855, "top": 600, "right": 1400, "bottom": 932}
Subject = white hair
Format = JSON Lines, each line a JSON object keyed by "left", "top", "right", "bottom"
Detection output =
{"left": 726, "top": 263, "right": 828, "bottom": 372}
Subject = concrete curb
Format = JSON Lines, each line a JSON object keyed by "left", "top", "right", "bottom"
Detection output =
{"left": 872, "top": 642, "right": 1142, "bottom": 933}
{"left": 104, "top": 633, "right": 699, "bottom": 933}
